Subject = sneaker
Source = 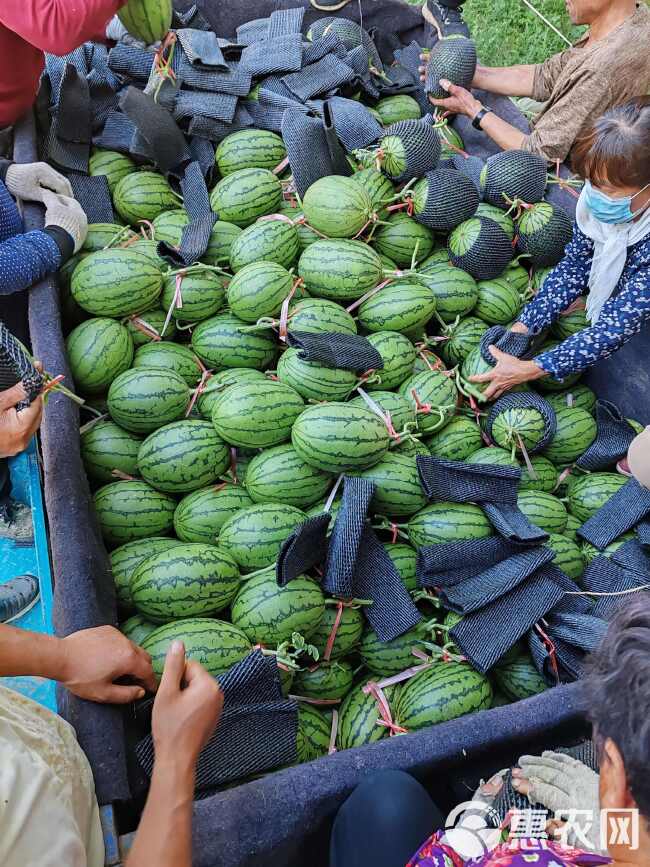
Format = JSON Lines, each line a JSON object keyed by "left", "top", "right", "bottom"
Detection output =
{"left": 424, "top": 0, "right": 471, "bottom": 38}
{"left": 0, "top": 500, "right": 34, "bottom": 545}
{"left": 0, "top": 574, "right": 40, "bottom": 624}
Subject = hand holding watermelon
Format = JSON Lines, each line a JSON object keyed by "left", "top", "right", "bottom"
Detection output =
{"left": 469, "top": 344, "right": 547, "bottom": 400}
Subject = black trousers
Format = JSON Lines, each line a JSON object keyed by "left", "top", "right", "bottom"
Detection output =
{"left": 330, "top": 770, "right": 445, "bottom": 867}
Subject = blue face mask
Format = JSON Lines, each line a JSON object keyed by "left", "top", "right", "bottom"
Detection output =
{"left": 583, "top": 180, "right": 650, "bottom": 224}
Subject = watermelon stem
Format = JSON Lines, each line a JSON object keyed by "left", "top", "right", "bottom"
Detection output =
{"left": 103, "top": 224, "right": 136, "bottom": 250}
{"left": 79, "top": 412, "right": 109, "bottom": 434}
{"left": 328, "top": 709, "right": 339, "bottom": 755}
{"left": 240, "top": 564, "right": 276, "bottom": 581}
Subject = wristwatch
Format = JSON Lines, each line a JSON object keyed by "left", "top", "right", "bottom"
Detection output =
{"left": 472, "top": 107, "right": 492, "bottom": 130}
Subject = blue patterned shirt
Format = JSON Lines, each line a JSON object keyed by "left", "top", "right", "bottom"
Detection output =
{"left": 519, "top": 223, "right": 650, "bottom": 380}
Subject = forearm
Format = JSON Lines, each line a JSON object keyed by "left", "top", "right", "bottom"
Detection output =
{"left": 127, "top": 757, "right": 195, "bottom": 867}
{"left": 0, "top": 230, "right": 68, "bottom": 295}
{"left": 0, "top": 624, "right": 65, "bottom": 679}
{"left": 472, "top": 64, "right": 537, "bottom": 97}
{"left": 477, "top": 110, "right": 527, "bottom": 151}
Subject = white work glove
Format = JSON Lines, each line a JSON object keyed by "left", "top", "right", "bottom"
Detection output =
{"left": 515, "top": 751, "right": 604, "bottom": 853}
{"left": 106, "top": 14, "right": 148, "bottom": 48}
{"left": 42, "top": 190, "right": 88, "bottom": 254}
{"left": 5, "top": 161, "right": 73, "bottom": 203}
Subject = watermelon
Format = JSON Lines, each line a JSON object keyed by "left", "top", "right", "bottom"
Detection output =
{"left": 152, "top": 209, "right": 189, "bottom": 247}
{"left": 426, "top": 416, "right": 483, "bottom": 461}
{"left": 360, "top": 624, "right": 428, "bottom": 676}
{"left": 439, "top": 316, "right": 487, "bottom": 366}
{"left": 309, "top": 604, "right": 365, "bottom": 660}
{"left": 110, "top": 537, "right": 181, "bottom": 608}
{"left": 357, "top": 280, "right": 436, "bottom": 335}
{"left": 133, "top": 342, "right": 202, "bottom": 387}
{"left": 298, "top": 239, "right": 383, "bottom": 301}
{"left": 201, "top": 220, "right": 243, "bottom": 266}
{"left": 545, "top": 385, "right": 597, "bottom": 416}
{"left": 231, "top": 570, "right": 325, "bottom": 645}
{"left": 581, "top": 532, "right": 634, "bottom": 567}
{"left": 218, "top": 503, "right": 306, "bottom": 570}
{"left": 518, "top": 455, "right": 559, "bottom": 493}
{"left": 493, "top": 655, "right": 548, "bottom": 701}
{"left": 277, "top": 348, "right": 358, "bottom": 402}
{"left": 107, "top": 368, "right": 190, "bottom": 434}
{"left": 89, "top": 149, "right": 137, "bottom": 195}
{"left": 349, "top": 391, "right": 416, "bottom": 436}
{"left": 408, "top": 502, "right": 493, "bottom": 547}
{"left": 536, "top": 342, "right": 582, "bottom": 392}
{"left": 567, "top": 472, "right": 628, "bottom": 524}
{"left": 474, "top": 278, "right": 523, "bottom": 325}
{"left": 517, "top": 490, "right": 568, "bottom": 534}
{"left": 475, "top": 203, "right": 515, "bottom": 240}
{"left": 244, "top": 444, "right": 333, "bottom": 509}
{"left": 94, "top": 480, "right": 176, "bottom": 546}
{"left": 124, "top": 308, "right": 174, "bottom": 346}
{"left": 479, "top": 150, "right": 547, "bottom": 208}
{"left": 288, "top": 298, "right": 357, "bottom": 336}
{"left": 137, "top": 420, "right": 229, "bottom": 493}
{"left": 131, "top": 543, "right": 240, "bottom": 621}
{"left": 377, "top": 120, "right": 441, "bottom": 183}
{"left": 353, "top": 168, "right": 395, "bottom": 215}
{"left": 563, "top": 513, "right": 582, "bottom": 542}
{"left": 417, "top": 263, "right": 478, "bottom": 322}
{"left": 215, "top": 130, "right": 287, "bottom": 177}
{"left": 212, "top": 379, "right": 304, "bottom": 448}
{"left": 490, "top": 405, "right": 547, "bottom": 452}
{"left": 468, "top": 446, "right": 520, "bottom": 468}
{"left": 81, "top": 420, "right": 142, "bottom": 484}
{"left": 354, "top": 451, "right": 427, "bottom": 516}
{"left": 229, "top": 218, "right": 299, "bottom": 272}
{"left": 227, "top": 261, "right": 293, "bottom": 323}
{"left": 375, "top": 95, "right": 421, "bottom": 124}
{"left": 293, "top": 661, "right": 353, "bottom": 701}
{"left": 160, "top": 270, "right": 226, "bottom": 323}
{"left": 366, "top": 332, "right": 417, "bottom": 391}
{"left": 372, "top": 213, "right": 434, "bottom": 266}
{"left": 196, "top": 369, "right": 267, "bottom": 419}
{"left": 396, "top": 661, "right": 492, "bottom": 730}
{"left": 297, "top": 704, "right": 332, "bottom": 762}
{"left": 142, "top": 618, "right": 251, "bottom": 677}
{"left": 173, "top": 484, "right": 253, "bottom": 544}
{"left": 113, "top": 171, "right": 177, "bottom": 225}
{"left": 517, "top": 202, "right": 573, "bottom": 268}
{"left": 551, "top": 306, "right": 589, "bottom": 341}
{"left": 66, "top": 317, "right": 134, "bottom": 394}
{"left": 384, "top": 543, "right": 418, "bottom": 592}
{"left": 191, "top": 314, "right": 277, "bottom": 370}
{"left": 448, "top": 216, "right": 513, "bottom": 281}
{"left": 459, "top": 346, "right": 494, "bottom": 401}
{"left": 337, "top": 680, "right": 401, "bottom": 750}
{"left": 399, "top": 369, "right": 458, "bottom": 434}
{"left": 292, "top": 402, "right": 390, "bottom": 473}
{"left": 542, "top": 406, "right": 597, "bottom": 465}
{"left": 302, "top": 176, "right": 374, "bottom": 238}
{"left": 83, "top": 223, "right": 135, "bottom": 253}
{"left": 120, "top": 614, "right": 157, "bottom": 644}
{"left": 118, "top": 0, "right": 171, "bottom": 41}
{"left": 501, "top": 261, "right": 530, "bottom": 294}
{"left": 128, "top": 238, "right": 168, "bottom": 271}
{"left": 544, "top": 533, "right": 584, "bottom": 581}
{"left": 436, "top": 123, "right": 465, "bottom": 160}
{"left": 71, "top": 249, "right": 162, "bottom": 317}
{"left": 210, "top": 168, "right": 283, "bottom": 227}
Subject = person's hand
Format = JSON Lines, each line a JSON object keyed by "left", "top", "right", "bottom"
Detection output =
{"left": 0, "top": 383, "right": 43, "bottom": 458}
{"left": 510, "top": 321, "right": 529, "bottom": 335}
{"left": 57, "top": 625, "right": 157, "bottom": 703}
{"left": 42, "top": 190, "right": 88, "bottom": 253}
{"left": 513, "top": 752, "right": 603, "bottom": 852}
{"left": 152, "top": 641, "right": 223, "bottom": 768}
{"left": 469, "top": 346, "right": 545, "bottom": 400}
{"left": 5, "top": 161, "right": 73, "bottom": 203}
{"left": 429, "top": 80, "right": 483, "bottom": 117}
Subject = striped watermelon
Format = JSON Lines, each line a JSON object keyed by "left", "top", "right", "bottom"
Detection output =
{"left": 353, "top": 168, "right": 395, "bottom": 216}
{"left": 229, "top": 218, "right": 299, "bottom": 272}
{"left": 83, "top": 223, "right": 134, "bottom": 253}
{"left": 288, "top": 298, "right": 357, "bottom": 335}
{"left": 66, "top": 317, "right": 134, "bottom": 395}
{"left": 581, "top": 532, "right": 634, "bottom": 567}
{"left": 120, "top": 614, "right": 157, "bottom": 644}
{"left": 124, "top": 308, "right": 175, "bottom": 347}
{"left": 439, "top": 316, "right": 487, "bottom": 367}
{"left": 517, "top": 490, "right": 568, "bottom": 533}
{"left": 196, "top": 369, "right": 267, "bottom": 419}
{"left": 133, "top": 342, "right": 202, "bottom": 387}
{"left": 459, "top": 346, "right": 493, "bottom": 401}
{"left": 399, "top": 369, "right": 458, "bottom": 434}
{"left": 426, "top": 416, "right": 483, "bottom": 461}
{"left": 475, "top": 203, "right": 515, "bottom": 240}
{"left": 436, "top": 123, "right": 465, "bottom": 160}
{"left": 536, "top": 341, "right": 582, "bottom": 392}
{"left": 349, "top": 391, "right": 416, "bottom": 436}
{"left": 191, "top": 313, "right": 277, "bottom": 370}
{"left": 131, "top": 543, "right": 240, "bottom": 621}
{"left": 89, "top": 149, "right": 137, "bottom": 194}
{"left": 372, "top": 213, "right": 434, "bottom": 266}
{"left": 71, "top": 249, "right": 162, "bottom": 317}
{"left": 160, "top": 270, "right": 226, "bottom": 323}
{"left": 474, "top": 278, "right": 523, "bottom": 325}
{"left": 297, "top": 704, "right": 332, "bottom": 762}
{"left": 244, "top": 444, "right": 333, "bottom": 509}
{"left": 293, "top": 661, "right": 353, "bottom": 701}
{"left": 502, "top": 261, "right": 530, "bottom": 294}
{"left": 355, "top": 451, "right": 427, "bottom": 516}
{"left": 366, "top": 332, "right": 417, "bottom": 391}
{"left": 94, "top": 480, "right": 177, "bottom": 546}
{"left": 360, "top": 624, "right": 428, "bottom": 676}
{"left": 81, "top": 420, "right": 142, "bottom": 484}
{"left": 173, "top": 484, "right": 253, "bottom": 544}
{"left": 231, "top": 569, "right": 325, "bottom": 645}
{"left": 396, "top": 661, "right": 492, "bottom": 730}
{"left": 384, "top": 542, "right": 418, "bottom": 592}
{"left": 552, "top": 306, "right": 589, "bottom": 341}
{"left": 357, "top": 279, "right": 436, "bottom": 335}
{"left": 277, "top": 348, "right": 357, "bottom": 402}
{"left": 491, "top": 405, "right": 547, "bottom": 452}
{"left": 468, "top": 446, "right": 519, "bottom": 468}
{"left": 309, "top": 604, "right": 365, "bottom": 660}
{"left": 516, "top": 202, "right": 573, "bottom": 268}
{"left": 216, "top": 130, "right": 287, "bottom": 176}
{"left": 107, "top": 368, "right": 190, "bottom": 434}
{"left": 110, "top": 537, "right": 181, "bottom": 608}
{"left": 292, "top": 402, "right": 390, "bottom": 473}
{"left": 298, "top": 239, "right": 383, "bottom": 301}
{"left": 201, "top": 220, "right": 243, "bottom": 266}
{"left": 337, "top": 680, "right": 401, "bottom": 750}
{"left": 545, "top": 385, "right": 597, "bottom": 416}
{"left": 227, "top": 261, "right": 293, "bottom": 323}
{"left": 493, "top": 656, "right": 548, "bottom": 701}
{"left": 210, "top": 168, "right": 282, "bottom": 227}
{"left": 142, "top": 618, "right": 251, "bottom": 677}
{"left": 277, "top": 200, "right": 320, "bottom": 251}
{"left": 542, "top": 406, "right": 597, "bottom": 465}
{"left": 137, "top": 420, "right": 229, "bottom": 493}
{"left": 544, "top": 533, "right": 584, "bottom": 581}
{"left": 118, "top": 0, "right": 171, "bottom": 41}
{"left": 218, "top": 503, "right": 306, "bottom": 570}
{"left": 152, "top": 209, "right": 189, "bottom": 247}
{"left": 375, "top": 95, "right": 421, "bottom": 124}
{"left": 212, "top": 379, "right": 304, "bottom": 448}
{"left": 518, "top": 455, "right": 559, "bottom": 493}
{"left": 567, "top": 472, "right": 628, "bottom": 523}
{"left": 417, "top": 263, "right": 478, "bottom": 322}
{"left": 302, "top": 176, "right": 373, "bottom": 238}
{"left": 113, "top": 171, "right": 177, "bottom": 224}
{"left": 563, "top": 513, "right": 582, "bottom": 542}
{"left": 408, "top": 502, "right": 493, "bottom": 547}
{"left": 412, "top": 350, "right": 447, "bottom": 375}
{"left": 127, "top": 238, "right": 168, "bottom": 272}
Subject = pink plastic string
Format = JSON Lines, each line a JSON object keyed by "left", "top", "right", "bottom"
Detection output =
{"left": 279, "top": 278, "right": 302, "bottom": 342}
{"left": 363, "top": 681, "right": 408, "bottom": 735}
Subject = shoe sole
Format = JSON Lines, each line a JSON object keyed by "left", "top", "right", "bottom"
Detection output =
{"left": 3, "top": 589, "right": 41, "bottom": 624}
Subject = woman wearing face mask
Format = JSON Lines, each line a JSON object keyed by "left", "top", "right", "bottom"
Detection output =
{"left": 471, "top": 96, "right": 650, "bottom": 401}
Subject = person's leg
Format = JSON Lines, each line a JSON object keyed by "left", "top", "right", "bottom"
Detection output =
{"left": 330, "top": 769, "right": 445, "bottom": 867}
{"left": 0, "top": 457, "right": 34, "bottom": 544}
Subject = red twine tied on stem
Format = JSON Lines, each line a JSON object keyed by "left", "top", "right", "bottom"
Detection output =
{"left": 153, "top": 31, "right": 177, "bottom": 83}
{"left": 279, "top": 278, "right": 302, "bottom": 342}
{"left": 185, "top": 366, "right": 213, "bottom": 418}
{"left": 346, "top": 279, "right": 392, "bottom": 313}
{"left": 111, "top": 470, "right": 137, "bottom": 481}
{"left": 411, "top": 388, "right": 432, "bottom": 415}
{"left": 363, "top": 681, "right": 408, "bottom": 735}
{"left": 41, "top": 374, "right": 65, "bottom": 396}
{"left": 162, "top": 270, "right": 184, "bottom": 338}
{"left": 390, "top": 522, "right": 399, "bottom": 544}
{"left": 534, "top": 621, "right": 560, "bottom": 683}
{"left": 324, "top": 601, "right": 346, "bottom": 662}
{"left": 229, "top": 447, "right": 238, "bottom": 485}
{"left": 128, "top": 316, "right": 162, "bottom": 342}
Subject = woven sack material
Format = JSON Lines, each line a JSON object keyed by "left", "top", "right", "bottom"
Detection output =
{"left": 393, "top": 40, "right": 424, "bottom": 82}
{"left": 577, "top": 478, "right": 650, "bottom": 549}
{"left": 108, "top": 44, "right": 154, "bottom": 80}
{"left": 287, "top": 331, "right": 383, "bottom": 372}
{"left": 136, "top": 651, "right": 298, "bottom": 790}
{"left": 276, "top": 514, "right": 331, "bottom": 587}
{"left": 481, "top": 150, "right": 548, "bottom": 208}
{"left": 480, "top": 325, "right": 532, "bottom": 364}
{"left": 48, "top": 65, "right": 92, "bottom": 173}
{"left": 438, "top": 546, "right": 555, "bottom": 615}
{"left": 527, "top": 624, "right": 587, "bottom": 683}
{"left": 188, "top": 135, "right": 216, "bottom": 179}
{"left": 327, "top": 96, "right": 383, "bottom": 152}
{"left": 174, "top": 4, "right": 209, "bottom": 29}
{"left": 267, "top": 7, "right": 305, "bottom": 38}
{"left": 414, "top": 167, "right": 479, "bottom": 231}
{"left": 576, "top": 399, "right": 636, "bottom": 471}
{"left": 120, "top": 86, "right": 191, "bottom": 174}
{"left": 241, "top": 34, "right": 303, "bottom": 77}
{"left": 381, "top": 119, "right": 441, "bottom": 182}
{"left": 175, "top": 56, "right": 253, "bottom": 95}
{"left": 322, "top": 104, "right": 353, "bottom": 176}
{"left": 481, "top": 502, "right": 549, "bottom": 545}
{"left": 584, "top": 542, "right": 650, "bottom": 618}
{"left": 173, "top": 90, "right": 238, "bottom": 124}
{"left": 451, "top": 567, "right": 566, "bottom": 672}
{"left": 451, "top": 152, "right": 485, "bottom": 193}
{"left": 324, "top": 477, "right": 374, "bottom": 599}
{"left": 258, "top": 74, "right": 303, "bottom": 101}
{"left": 246, "top": 98, "right": 290, "bottom": 133}
{"left": 638, "top": 519, "right": 650, "bottom": 547}
{"left": 548, "top": 610, "right": 607, "bottom": 653}
{"left": 93, "top": 110, "right": 136, "bottom": 153}
{"left": 283, "top": 55, "right": 356, "bottom": 102}
{"left": 303, "top": 32, "right": 348, "bottom": 65}
{"left": 345, "top": 44, "right": 371, "bottom": 77}
{"left": 158, "top": 160, "right": 216, "bottom": 266}
{"left": 236, "top": 18, "right": 271, "bottom": 46}
{"left": 416, "top": 456, "right": 520, "bottom": 504}
{"left": 87, "top": 69, "right": 120, "bottom": 134}
{"left": 0, "top": 323, "right": 43, "bottom": 411}
{"left": 176, "top": 29, "right": 228, "bottom": 69}
{"left": 307, "top": 16, "right": 383, "bottom": 70}
{"left": 485, "top": 391, "right": 557, "bottom": 454}
{"left": 282, "top": 108, "right": 336, "bottom": 198}
{"left": 68, "top": 173, "right": 114, "bottom": 223}
{"left": 417, "top": 536, "right": 526, "bottom": 588}
{"left": 611, "top": 537, "right": 650, "bottom": 576}
{"left": 45, "top": 49, "right": 87, "bottom": 107}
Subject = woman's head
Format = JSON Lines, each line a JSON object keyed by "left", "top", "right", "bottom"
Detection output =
{"left": 628, "top": 427, "right": 650, "bottom": 489}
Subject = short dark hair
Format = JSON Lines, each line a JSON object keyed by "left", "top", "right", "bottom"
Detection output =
{"left": 584, "top": 593, "right": 650, "bottom": 820}
{"left": 571, "top": 96, "right": 650, "bottom": 187}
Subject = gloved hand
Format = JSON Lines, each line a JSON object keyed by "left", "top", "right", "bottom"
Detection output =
{"left": 42, "top": 190, "right": 88, "bottom": 254}
{"left": 513, "top": 751, "right": 604, "bottom": 853}
{"left": 5, "top": 162, "right": 73, "bottom": 203}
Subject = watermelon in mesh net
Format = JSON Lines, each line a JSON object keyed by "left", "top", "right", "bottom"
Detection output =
{"left": 480, "top": 150, "right": 548, "bottom": 209}
{"left": 452, "top": 152, "right": 485, "bottom": 193}
{"left": 307, "top": 16, "right": 382, "bottom": 71}
{"left": 425, "top": 35, "right": 477, "bottom": 100}
{"left": 516, "top": 202, "right": 573, "bottom": 268}
{"left": 379, "top": 119, "right": 441, "bottom": 182}
{"left": 448, "top": 216, "right": 514, "bottom": 280}
{"left": 412, "top": 167, "right": 479, "bottom": 231}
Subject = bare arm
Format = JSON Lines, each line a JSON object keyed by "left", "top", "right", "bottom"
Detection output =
{"left": 473, "top": 110, "right": 528, "bottom": 151}
{"left": 472, "top": 64, "right": 537, "bottom": 98}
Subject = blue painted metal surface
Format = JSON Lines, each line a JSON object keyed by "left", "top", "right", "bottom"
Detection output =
{"left": 0, "top": 438, "right": 56, "bottom": 710}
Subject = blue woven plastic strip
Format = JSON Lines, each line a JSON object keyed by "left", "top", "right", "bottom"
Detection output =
{"left": 287, "top": 331, "right": 384, "bottom": 372}
{"left": 417, "top": 536, "right": 527, "bottom": 589}
{"left": 576, "top": 400, "right": 636, "bottom": 471}
{"left": 276, "top": 514, "right": 331, "bottom": 587}
{"left": 577, "top": 478, "right": 650, "bottom": 549}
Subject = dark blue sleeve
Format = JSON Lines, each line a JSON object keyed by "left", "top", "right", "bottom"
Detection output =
{"left": 519, "top": 224, "right": 593, "bottom": 334}
{"left": 0, "top": 178, "right": 24, "bottom": 241}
